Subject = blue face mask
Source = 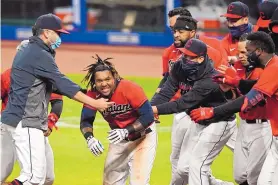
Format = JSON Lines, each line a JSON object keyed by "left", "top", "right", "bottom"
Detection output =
{"left": 229, "top": 23, "right": 252, "bottom": 39}
{"left": 51, "top": 36, "right": 61, "bottom": 50}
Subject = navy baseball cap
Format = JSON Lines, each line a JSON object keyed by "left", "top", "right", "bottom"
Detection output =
{"left": 221, "top": 1, "right": 249, "bottom": 19}
{"left": 178, "top": 38, "right": 207, "bottom": 57}
{"left": 257, "top": 1, "right": 278, "bottom": 28}
{"left": 34, "top": 13, "right": 69, "bottom": 34}
{"left": 270, "top": 7, "right": 278, "bottom": 33}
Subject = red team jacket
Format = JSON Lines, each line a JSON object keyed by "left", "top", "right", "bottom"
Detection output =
{"left": 83, "top": 80, "right": 148, "bottom": 129}
{"left": 1, "top": 68, "right": 62, "bottom": 112}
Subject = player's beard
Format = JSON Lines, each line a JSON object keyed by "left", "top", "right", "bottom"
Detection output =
{"left": 174, "top": 39, "right": 187, "bottom": 48}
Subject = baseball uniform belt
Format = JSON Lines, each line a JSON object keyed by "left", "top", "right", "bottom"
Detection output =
{"left": 125, "top": 127, "right": 153, "bottom": 141}
{"left": 245, "top": 119, "right": 267, "bottom": 124}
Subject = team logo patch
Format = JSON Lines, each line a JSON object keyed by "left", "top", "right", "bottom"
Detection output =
{"left": 179, "top": 82, "right": 192, "bottom": 94}
{"left": 102, "top": 103, "right": 132, "bottom": 116}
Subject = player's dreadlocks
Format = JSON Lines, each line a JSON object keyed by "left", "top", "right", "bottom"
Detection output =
{"left": 82, "top": 54, "right": 122, "bottom": 89}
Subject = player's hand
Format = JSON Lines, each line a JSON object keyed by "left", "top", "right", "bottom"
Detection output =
{"left": 152, "top": 106, "right": 158, "bottom": 114}
{"left": 213, "top": 66, "right": 241, "bottom": 87}
{"left": 107, "top": 129, "right": 129, "bottom": 144}
{"left": 94, "top": 98, "right": 115, "bottom": 112}
{"left": 44, "top": 128, "right": 52, "bottom": 137}
{"left": 190, "top": 107, "right": 214, "bottom": 122}
{"left": 154, "top": 114, "right": 160, "bottom": 124}
{"left": 87, "top": 136, "right": 104, "bottom": 157}
{"left": 48, "top": 113, "right": 59, "bottom": 131}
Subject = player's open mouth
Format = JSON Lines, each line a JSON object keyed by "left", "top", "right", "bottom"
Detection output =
{"left": 101, "top": 87, "right": 110, "bottom": 94}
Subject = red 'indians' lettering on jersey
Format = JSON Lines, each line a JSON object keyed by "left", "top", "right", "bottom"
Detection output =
{"left": 84, "top": 79, "right": 148, "bottom": 129}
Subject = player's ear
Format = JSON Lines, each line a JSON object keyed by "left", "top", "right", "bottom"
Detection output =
{"left": 197, "top": 56, "right": 205, "bottom": 63}
{"left": 256, "top": 48, "right": 263, "bottom": 55}
{"left": 190, "top": 30, "right": 196, "bottom": 38}
{"left": 243, "top": 17, "right": 248, "bottom": 24}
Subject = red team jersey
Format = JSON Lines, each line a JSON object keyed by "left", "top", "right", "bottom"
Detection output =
{"left": 199, "top": 35, "right": 228, "bottom": 67}
{"left": 84, "top": 80, "right": 148, "bottom": 129}
{"left": 221, "top": 33, "right": 239, "bottom": 57}
{"left": 233, "top": 61, "right": 265, "bottom": 121}
{"left": 239, "top": 56, "right": 278, "bottom": 136}
{"left": 233, "top": 61, "right": 263, "bottom": 80}
{"left": 1, "top": 68, "right": 62, "bottom": 112}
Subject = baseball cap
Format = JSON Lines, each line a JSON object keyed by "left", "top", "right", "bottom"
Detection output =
{"left": 221, "top": 1, "right": 249, "bottom": 19}
{"left": 269, "top": 7, "right": 278, "bottom": 33}
{"left": 257, "top": 1, "right": 278, "bottom": 28}
{"left": 178, "top": 38, "right": 207, "bottom": 57}
{"left": 34, "top": 13, "right": 69, "bottom": 34}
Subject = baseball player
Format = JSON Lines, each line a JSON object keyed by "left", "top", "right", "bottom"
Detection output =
{"left": 190, "top": 31, "right": 278, "bottom": 185}
{"left": 0, "top": 14, "right": 113, "bottom": 185}
{"left": 220, "top": 33, "right": 272, "bottom": 185}
{"left": 0, "top": 40, "right": 63, "bottom": 185}
{"left": 220, "top": 1, "right": 252, "bottom": 65}
{"left": 253, "top": 1, "right": 278, "bottom": 33}
{"left": 80, "top": 55, "right": 156, "bottom": 185}
{"left": 152, "top": 38, "right": 236, "bottom": 185}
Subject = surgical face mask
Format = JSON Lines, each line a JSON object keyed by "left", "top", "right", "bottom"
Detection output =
{"left": 50, "top": 36, "right": 61, "bottom": 50}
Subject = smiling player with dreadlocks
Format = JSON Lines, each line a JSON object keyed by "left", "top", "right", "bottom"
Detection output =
{"left": 80, "top": 55, "right": 157, "bottom": 185}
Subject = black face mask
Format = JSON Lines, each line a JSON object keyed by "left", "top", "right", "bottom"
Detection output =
{"left": 181, "top": 58, "right": 200, "bottom": 76}
{"left": 247, "top": 50, "right": 261, "bottom": 68}
{"left": 270, "top": 33, "right": 278, "bottom": 54}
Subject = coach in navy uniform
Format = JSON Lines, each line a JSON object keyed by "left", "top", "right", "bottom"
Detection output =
{"left": 0, "top": 14, "right": 113, "bottom": 185}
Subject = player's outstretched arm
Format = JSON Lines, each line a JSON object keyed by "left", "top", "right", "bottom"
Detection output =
{"left": 80, "top": 106, "right": 104, "bottom": 157}
{"left": 190, "top": 89, "right": 266, "bottom": 122}
{"left": 151, "top": 73, "right": 179, "bottom": 106}
{"left": 73, "top": 91, "right": 114, "bottom": 112}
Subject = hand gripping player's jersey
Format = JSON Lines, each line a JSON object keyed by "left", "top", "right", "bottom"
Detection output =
{"left": 84, "top": 79, "right": 148, "bottom": 129}
{"left": 1, "top": 68, "right": 63, "bottom": 112}
{"left": 240, "top": 56, "right": 278, "bottom": 136}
